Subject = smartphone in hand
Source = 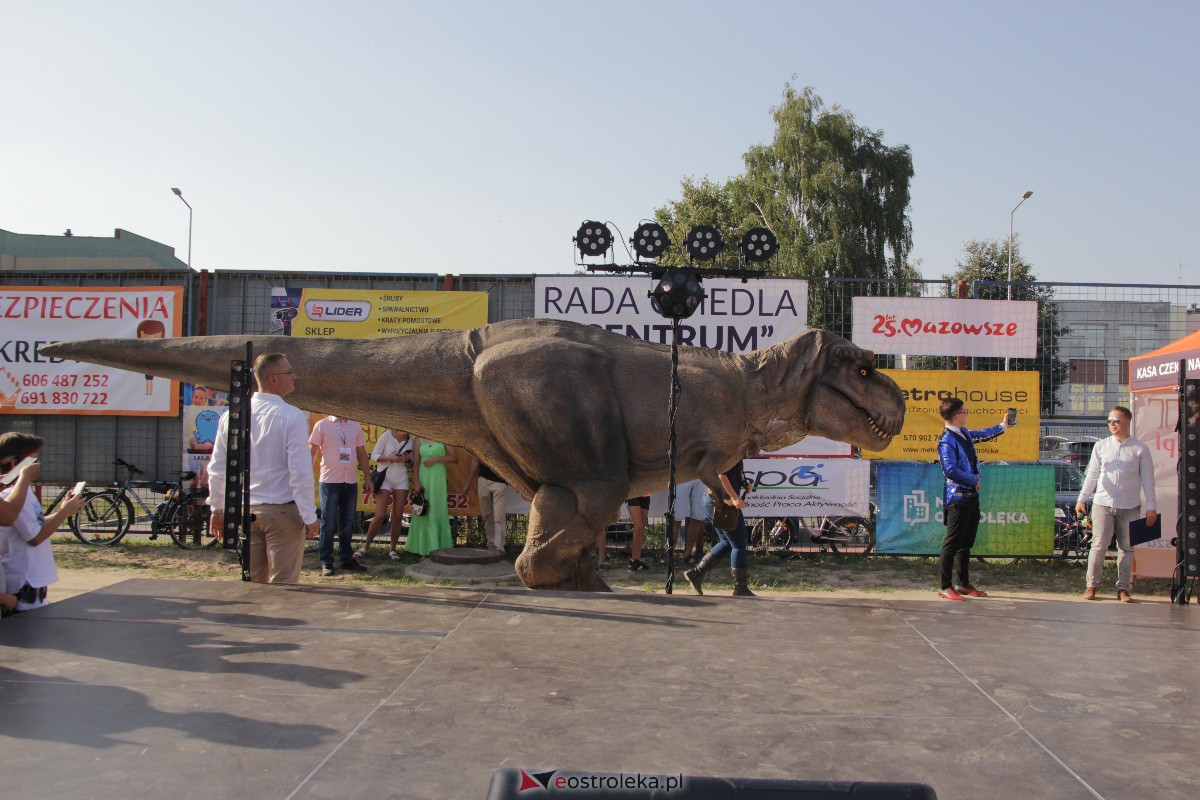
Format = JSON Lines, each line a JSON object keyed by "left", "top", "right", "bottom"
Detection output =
{"left": 73, "top": 481, "right": 87, "bottom": 495}
{"left": 1006, "top": 407, "right": 1018, "bottom": 426}
{"left": 0, "top": 456, "right": 38, "bottom": 485}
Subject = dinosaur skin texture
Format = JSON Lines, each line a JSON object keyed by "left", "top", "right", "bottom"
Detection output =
{"left": 42, "top": 318, "right": 904, "bottom": 592}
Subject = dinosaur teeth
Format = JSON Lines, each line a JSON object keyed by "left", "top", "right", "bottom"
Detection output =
{"left": 865, "top": 415, "right": 893, "bottom": 440}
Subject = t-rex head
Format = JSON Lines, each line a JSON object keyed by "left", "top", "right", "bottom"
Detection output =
{"left": 758, "top": 329, "right": 904, "bottom": 453}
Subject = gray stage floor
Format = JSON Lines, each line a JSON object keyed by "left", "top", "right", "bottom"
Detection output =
{"left": 1, "top": 579, "right": 1197, "bottom": 800}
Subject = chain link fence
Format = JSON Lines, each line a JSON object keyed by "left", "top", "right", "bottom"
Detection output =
{"left": 4, "top": 269, "right": 1200, "bottom": 487}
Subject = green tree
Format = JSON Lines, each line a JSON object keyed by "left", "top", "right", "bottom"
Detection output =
{"left": 921, "top": 237, "right": 1068, "bottom": 414}
{"left": 736, "top": 85, "right": 915, "bottom": 283}
{"left": 655, "top": 84, "right": 921, "bottom": 337}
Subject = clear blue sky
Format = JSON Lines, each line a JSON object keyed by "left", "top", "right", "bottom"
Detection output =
{"left": 3, "top": 1, "right": 1196, "bottom": 284}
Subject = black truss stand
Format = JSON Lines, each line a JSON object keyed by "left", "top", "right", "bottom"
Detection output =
{"left": 1172, "top": 366, "right": 1200, "bottom": 604}
{"left": 221, "top": 343, "right": 254, "bottom": 582}
{"left": 663, "top": 317, "right": 682, "bottom": 594}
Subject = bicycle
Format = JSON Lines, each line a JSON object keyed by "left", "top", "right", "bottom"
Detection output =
{"left": 70, "top": 458, "right": 212, "bottom": 548}
{"left": 750, "top": 508, "right": 877, "bottom": 556}
{"left": 1053, "top": 508, "right": 1093, "bottom": 560}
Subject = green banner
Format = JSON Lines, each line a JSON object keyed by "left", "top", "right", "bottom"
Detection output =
{"left": 876, "top": 463, "right": 1055, "bottom": 555}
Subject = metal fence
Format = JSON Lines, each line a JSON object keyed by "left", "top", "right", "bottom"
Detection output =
{"left": 4, "top": 269, "right": 1200, "bottom": 484}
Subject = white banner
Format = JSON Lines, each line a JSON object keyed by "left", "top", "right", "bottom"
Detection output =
{"left": 534, "top": 276, "right": 807, "bottom": 353}
{"left": 760, "top": 437, "right": 853, "bottom": 458}
{"left": 742, "top": 458, "right": 870, "bottom": 517}
{"left": 851, "top": 296, "right": 1038, "bottom": 358}
{"left": 502, "top": 459, "right": 868, "bottom": 519}
{"left": 0, "top": 286, "right": 183, "bottom": 416}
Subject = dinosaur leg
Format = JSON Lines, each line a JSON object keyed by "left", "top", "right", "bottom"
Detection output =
{"left": 516, "top": 483, "right": 623, "bottom": 592}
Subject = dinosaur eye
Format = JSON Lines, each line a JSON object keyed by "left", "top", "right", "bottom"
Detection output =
{"left": 859, "top": 368, "right": 869, "bottom": 378}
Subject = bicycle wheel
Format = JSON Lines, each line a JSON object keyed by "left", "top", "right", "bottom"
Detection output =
{"left": 69, "top": 490, "right": 133, "bottom": 545}
{"left": 767, "top": 519, "right": 796, "bottom": 549}
{"left": 827, "top": 516, "right": 875, "bottom": 553}
{"left": 749, "top": 517, "right": 767, "bottom": 550}
{"left": 164, "top": 497, "right": 215, "bottom": 549}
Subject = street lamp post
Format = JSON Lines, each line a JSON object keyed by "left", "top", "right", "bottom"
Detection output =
{"left": 1008, "top": 190, "right": 1033, "bottom": 300}
{"left": 171, "top": 187, "right": 193, "bottom": 269}
{"left": 1006, "top": 190, "right": 1033, "bottom": 371}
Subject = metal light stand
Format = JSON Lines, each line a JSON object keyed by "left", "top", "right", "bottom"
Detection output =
{"left": 221, "top": 342, "right": 254, "bottom": 581}
{"left": 663, "top": 317, "right": 682, "bottom": 594}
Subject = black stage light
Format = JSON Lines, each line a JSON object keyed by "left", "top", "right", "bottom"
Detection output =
{"left": 740, "top": 227, "right": 778, "bottom": 262}
{"left": 631, "top": 222, "right": 669, "bottom": 261}
{"left": 650, "top": 267, "right": 705, "bottom": 320}
{"left": 574, "top": 221, "right": 612, "bottom": 258}
{"left": 683, "top": 225, "right": 724, "bottom": 261}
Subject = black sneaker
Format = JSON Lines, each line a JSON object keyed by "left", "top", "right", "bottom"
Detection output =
{"left": 320, "top": 564, "right": 335, "bottom": 577}
{"left": 628, "top": 559, "right": 648, "bottom": 572}
{"left": 340, "top": 559, "right": 365, "bottom": 572}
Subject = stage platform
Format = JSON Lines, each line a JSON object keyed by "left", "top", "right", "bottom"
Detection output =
{"left": 1, "top": 579, "right": 1197, "bottom": 799}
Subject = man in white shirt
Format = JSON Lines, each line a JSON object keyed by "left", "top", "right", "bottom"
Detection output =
{"left": 1076, "top": 406, "right": 1158, "bottom": 602}
{"left": 208, "top": 354, "right": 319, "bottom": 584}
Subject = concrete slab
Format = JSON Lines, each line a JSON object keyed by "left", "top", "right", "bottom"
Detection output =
{"left": 1, "top": 579, "right": 1197, "bottom": 800}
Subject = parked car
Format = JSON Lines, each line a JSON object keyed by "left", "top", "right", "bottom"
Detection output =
{"left": 1039, "top": 436, "right": 1099, "bottom": 468}
{"left": 1001, "top": 458, "right": 1088, "bottom": 518}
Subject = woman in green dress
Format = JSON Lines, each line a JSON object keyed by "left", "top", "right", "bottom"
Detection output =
{"left": 404, "top": 437, "right": 458, "bottom": 555}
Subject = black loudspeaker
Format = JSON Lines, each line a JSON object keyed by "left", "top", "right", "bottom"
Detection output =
{"left": 1175, "top": 375, "right": 1200, "bottom": 603}
{"left": 486, "top": 770, "right": 937, "bottom": 799}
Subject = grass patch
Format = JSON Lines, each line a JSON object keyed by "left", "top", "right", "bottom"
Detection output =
{"left": 52, "top": 537, "right": 1178, "bottom": 598}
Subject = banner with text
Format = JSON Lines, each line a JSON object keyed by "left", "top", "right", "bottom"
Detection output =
{"left": 861, "top": 369, "right": 1039, "bottom": 461}
{"left": 294, "top": 288, "right": 488, "bottom": 338}
{"left": 0, "top": 286, "right": 183, "bottom": 416}
{"left": 852, "top": 296, "right": 1038, "bottom": 358}
{"left": 875, "top": 462, "right": 1054, "bottom": 555}
{"left": 741, "top": 458, "right": 869, "bottom": 517}
{"left": 534, "top": 276, "right": 807, "bottom": 353}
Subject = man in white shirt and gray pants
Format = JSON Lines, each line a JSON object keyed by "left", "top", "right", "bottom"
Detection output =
{"left": 1076, "top": 405, "right": 1158, "bottom": 602}
{"left": 208, "top": 353, "right": 320, "bottom": 584}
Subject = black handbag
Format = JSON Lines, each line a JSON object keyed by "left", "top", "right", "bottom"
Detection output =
{"left": 409, "top": 488, "right": 428, "bottom": 516}
{"left": 369, "top": 467, "right": 385, "bottom": 492}
{"left": 711, "top": 496, "right": 740, "bottom": 530}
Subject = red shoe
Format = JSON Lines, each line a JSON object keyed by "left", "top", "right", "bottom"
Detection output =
{"left": 938, "top": 588, "right": 965, "bottom": 601}
{"left": 956, "top": 585, "right": 988, "bottom": 597}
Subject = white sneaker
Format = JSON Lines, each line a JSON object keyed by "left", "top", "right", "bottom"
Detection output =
{"left": 388, "top": 549, "right": 400, "bottom": 560}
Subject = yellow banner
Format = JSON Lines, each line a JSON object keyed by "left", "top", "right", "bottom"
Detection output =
{"left": 294, "top": 288, "right": 487, "bottom": 338}
{"left": 863, "top": 370, "right": 1040, "bottom": 461}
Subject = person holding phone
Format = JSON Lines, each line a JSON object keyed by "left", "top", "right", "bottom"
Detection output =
{"left": 935, "top": 398, "right": 1013, "bottom": 601}
{"left": 0, "top": 433, "right": 86, "bottom": 615}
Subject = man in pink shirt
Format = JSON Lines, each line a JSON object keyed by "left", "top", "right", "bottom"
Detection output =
{"left": 309, "top": 416, "right": 372, "bottom": 575}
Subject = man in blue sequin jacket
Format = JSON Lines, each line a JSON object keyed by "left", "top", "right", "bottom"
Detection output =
{"left": 935, "top": 397, "right": 1012, "bottom": 600}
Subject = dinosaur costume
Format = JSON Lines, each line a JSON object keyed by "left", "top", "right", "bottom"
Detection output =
{"left": 42, "top": 318, "right": 904, "bottom": 592}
